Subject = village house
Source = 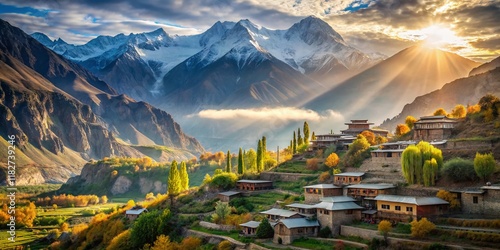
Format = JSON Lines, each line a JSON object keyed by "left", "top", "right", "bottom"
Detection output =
{"left": 237, "top": 180, "right": 273, "bottom": 191}
{"left": 285, "top": 203, "right": 317, "bottom": 217}
{"left": 310, "top": 134, "right": 356, "bottom": 151}
{"left": 413, "top": 115, "right": 458, "bottom": 141}
{"left": 260, "top": 208, "right": 303, "bottom": 222}
{"left": 125, "top": 206, "right": 148, "bottom": 221}
{"left": 313, "top": 196, "right": 364, "bottom": 235}
{"left": 374, "top": 194, "right": 449, "bottom": 222}
{"left": 239, "top": 220, "right": 277, "bottom": 236}
{"left": 341, "top": 120, "right": 389, "bottom": 137}
{"left": 346, "top": 183, "right": 396, "bottom": 207}
{"left": 371, "top": 140, "right": 448, "bottom": 164}
{"left": 273, "top": 218, "right": 320, "bottom": 245}
{"left": 303, "top": 184, "right": 343, "bottom": 203}
{"left": 217, "top": 191, "right": 242, "bottom": 202}
{"left": 333, "top": 172, "right": 365, "bottom": 185}
{"left": 451, "top": 185, "right": 500, "bottom": 216}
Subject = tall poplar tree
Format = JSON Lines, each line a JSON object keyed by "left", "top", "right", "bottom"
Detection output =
{"left": 257, "top": 139, "right": 264, "bottom": 172}
{"left": 293, "top": 131, "right": 297, "bottom": 154}
{"left": 179, "top": 161, "right": 189, "bottom": 191}
{"left": 238, "top": 148, "right": 245, "bottom": 174}
{"left": 297, "top": 128, "right": 303, "bottom": 146}
{"left": 167, "top": 161, "right": 181, "bottom": 196}
{"left": 311, "top": 132, "right": 316, "bottom": 141}
{"left": 262, "top": 136, "right": 267, "bottom": 156}
{"left": 303, "top": 121, "right": 310, "bottom": 145}
{"left": 226, "top": 150, "right": 232, "bottom": 173}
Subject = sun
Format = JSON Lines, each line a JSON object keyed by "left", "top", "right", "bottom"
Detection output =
{"left": 418, "top": 24, "right": 464, "bottom": 49}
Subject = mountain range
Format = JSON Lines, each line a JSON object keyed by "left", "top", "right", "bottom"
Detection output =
{"left": 32, "top": 16, "right": 382, "bottom": 111}
{"left": 0, "top": 19, "right": 203, "bottom": 184}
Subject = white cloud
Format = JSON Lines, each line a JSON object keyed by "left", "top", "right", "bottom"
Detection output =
{"left": 190, "top": 107, "right": 343, "bottom": 122}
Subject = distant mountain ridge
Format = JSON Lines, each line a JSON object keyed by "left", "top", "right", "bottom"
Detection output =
{"left": 305, "top": 46, "right": 481, "bottom": 126}
{"left": 32, "top": 16, "right": 382, "bottom": 108}
{"left": 380, "top": 58, "right": 500, "bottom": 131}
{"left": 0, "top": 19, "right": 203, "bottom": 184}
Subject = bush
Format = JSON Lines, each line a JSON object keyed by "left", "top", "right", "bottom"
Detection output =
{"left": 318, "top": 171, "right": 331, "bottom": 183}
{"left": 369, "top": 238, "right": 388, "bottom": 250}
{"left": 442, "top": 158, "right": 477, "bottom": 182}
{"left": 319, "top": 226, "right": 332, "bottom": 238}
{"left": 306, "top": 158, "right": 319, "bottom": 171}
{"left": 217, "top": 240, "right": 233, "bottom": 250}
{"left": 209, "top": 172, "right": 238, "bottom": 190}
{"left": 410, "top": 218, "right": 435, "bottom": 238}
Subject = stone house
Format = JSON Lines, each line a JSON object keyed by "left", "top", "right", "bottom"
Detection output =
{"left": 260, "top": 208, "right": 303, "bottom": 222}
{"left": 239, "top": 220, "right": 277, "bottom": 236}
{"left": 285, "top": 203, "right": 317, "bottom": 217}
{"left": 303, "top": 184, "right": 343, "bottom": 203}
{"left": 413, "top": 116, "right": 458, "bottom": 141}
{"left": 217, "top": 191, "right": 241, "bottom": 202}
{"left": 374, "top": 195, "right": 449, "bottom": 222}
{"left": 333, "top": 172, "right": 365, "bottom": 185}
{"left": 310, "top": 134, "right": 356, "bottom": 151}
{"left": 125, "top": 206, "right": 148, "bottom": 221}
{"left": 273, "top": 218, "right": 320, "bottom": 245}
{"left": 451, "top": 185, "right": 500, "bottom": 216}
{"left": 371, "top": 140, "right": 448, "bottom": 164}
{"left": 237, "top": 180, "right": 273, "bottom": 191}
{"left": 346, "top": 183, "right": 396, "bottom": 207}
{"left": 313, "top": 196, "right": 364, "bottom": 235}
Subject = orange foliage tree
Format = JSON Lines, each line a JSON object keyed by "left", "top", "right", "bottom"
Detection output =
{"left": 395, "top": 124, "right": 410, "bottom": 136}
{"left": 361, "top": 130, "right": 376, "bottom": 145}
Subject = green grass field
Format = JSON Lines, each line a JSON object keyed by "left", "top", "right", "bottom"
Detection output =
{"left": 291, "top": 238, "right": 364, "bottom": 250}
{"left": 0, "top": 229, "right": 49, "bottom": 250}
{"left": 273, "top": 161, "right": 323, "bottom": 174}
{"left": 246, "top": 192, "right": 298, "bottom": 211}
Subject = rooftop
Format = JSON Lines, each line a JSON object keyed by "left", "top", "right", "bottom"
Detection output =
{"left": 237, "top": 179, "right": 273, "bottom": 184}
{"left": 320, "top": 196, "right": 357, "bottom": 203}
{"left": 260, "top": 208, "right": 300, "bottom": 217}
{"left": 415, "top": 116, "right": 458, "bottom": 123}
{"left": 218, "top": 191, "right": 241, "bottom": 196}
{"left": 347, "top": 184, "right": 396, "bottom": 190}
{"left": 374, "top": 195, "right": 449, "bottom": 206}
{"left": 126, "top": 208, "right": 147, "bottom": 215}
{"left": 286, "top": 203, "right": 317, "bottom": 209}
{"left": 279, "top": 218, "right": 320, "bottom": 229}
{"left": 334, "top": 172, "right": 365, "bottom": 177}
{"left": 239, "top": 220, "right": 277, "bottom": 228}
{"left": 314, "top": 201, "right": 364, "bottom": 211}
{"left": 303, "top": 184, "right": 342, "bottom": 189}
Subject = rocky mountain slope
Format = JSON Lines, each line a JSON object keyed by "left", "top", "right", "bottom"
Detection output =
{"left": 380, "top": 64, "right": 500, "bottom": 131}
{"left": 0, "top": 19, "right": 203, "bottom": 184}
{"left": 305, "top": 46, "right": 481, "bottom": 126}
{"left": 469, "top": 56, "right": 500, "bottom": 76}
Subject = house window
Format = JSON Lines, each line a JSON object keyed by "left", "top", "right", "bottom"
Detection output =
{"left": 324, "top": 210, "right": 329, "bottom": 215}
{"left": 346, "top": 210, "right": 353, "bottom": 214}
{"left": 473, "top": 196, "right": 478, "bottom": 204}
{"left": 381, "top": 204, "right": 390, "bottom": 210}
{"left": 406, "top": 207, "right": 413, "bottom": 212}
{"left": 395, "top": 206, "right": 401, "bottom": 211}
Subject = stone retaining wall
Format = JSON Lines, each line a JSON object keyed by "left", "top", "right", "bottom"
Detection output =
{"left": 199, "top": 221, "right": 236, "bottom": 231}
{"left": 260, "top": 172, "right": 317, "bottom": 182}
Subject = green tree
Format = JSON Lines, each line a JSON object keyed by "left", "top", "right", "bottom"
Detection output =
{"left": 245, "top": 149, "right": 257, "bottom": 172}
{"left": 179, "top": 161, "right": 189, "bottom": 191}
{"left": 130, "top": 209, "right": 171, "bottom": 249}
{"left": 311, "top": 131, "right": 316, "bottom": 141}
{"left": 256, "top": 218, "right": 274, "bottom": 238}
{"left": 238, "top": 148, "right": 245, "bottom": 174}
{"left": 304, "top": 121, "right": 310, "bottom": 145}
{"left": 257, "top": 140, "right": 264, "bottom": 172}
{"left": 423, "top": 160, "right": 433, "bottom": 187}
{"left": 226, "top": 150, "right": 232, "bottom": 173}
{"left": 405, "top": 116, "right": 417, "bottom": 130}
{"left": 442, "top": 158, "right": 476, "bottom": 182}
{"left": 289, "top": 140, "right": 293, "bottom": 152}
{"left": 293, "top": 131, "right": 297, "bottom": 154}
{"left": 212, "top": 201, "right": 232, "bottom": 224}
{"left": 167, "top": 161, "right": 181, "bottom": 195}
{"left": 401, "top": 145, "right": 421, "bottom": 185}
{"left": 297, "top": 128, "right": 303, "bottom": 146}
{"left": 474, "top": 152, "right": 496, "bottom": 182}
{"left": 342, "top": 134, "right": 371, "bottom": 168}
{"left": 402, "top": 142, "right": 443, "bottom": 185}
{"left": 262, "top": 136, "right": 267, "bottom": 156}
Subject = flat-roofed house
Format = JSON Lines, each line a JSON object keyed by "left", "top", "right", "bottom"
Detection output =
{"left": 341, "top": 120, "right": 389, "bottom": 137}
{"left": 273, "top": 218, "right": 320, "bottom": 244}
{"left": 285, "top": 203, "right": 317, "bottom": 217}
{"left": 126, "top": 206, "right": 148, "bottom": 221}
{"left": 372, "top": 140, "right": 448, "bottom": 164}
{"left": 313, "top": 196, "right": 364, "bottom": 235}
{"left": 239, "top": 220, "right": 277, "bottom": 236}
{"left": 413, "top": 116, "right": 458, "bottom": 141}
{"left": 374, "top": 195, "right": 449, "bottom": 222}
{"left": 346, "top": 184, "right": 396, "bottom": 207}
{"left": 450, "top": 185, "right": 500, "bottom": 216}
{"left": 260, "top": 208, "right": 303, "bottom": 222}
{"left": 237, "top": 180, "right": 273, "bottom": 191}
{"left": 303, "top": 184, "right": 343, "bottom": 203}
{"left": 333, "top": 172, "right": 365, "bottom": 185}
{"left": 217, "top": 191, "right": 242, "bottom": 202}
{"left": 310, "top": 134, "right": 356, "bottom": 151}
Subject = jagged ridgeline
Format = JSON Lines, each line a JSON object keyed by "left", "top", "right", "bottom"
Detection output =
{"left": 0, "top": 19, "right": 204, "bottom": 184}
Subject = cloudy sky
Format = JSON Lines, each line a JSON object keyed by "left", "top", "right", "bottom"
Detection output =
{"left": 0, "top": 0, "right": 498, "bottom": 61}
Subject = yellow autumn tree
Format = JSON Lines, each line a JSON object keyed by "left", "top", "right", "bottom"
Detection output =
{"left": 433, "top": 108, "right": 447, "bottom": 116}
{"left": 325, "top": 153, "right": 340, "bottom": 168}
{"left": 378, "top": 220, "right": 392, "bottom": 241}
{"left": 405, "top": 116, "right": 417, "bottom": 129}
{"left": 361, "top": 130, "right": 376, "bottom": 145}
{"left": 395, "top": 124, "right": 410, "bottom": 136}
{"left": 410, "top": 218, "right": 435, "bottom": 238}
{"left": 451, "top": 104, "right": 466, "bottom": 118}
